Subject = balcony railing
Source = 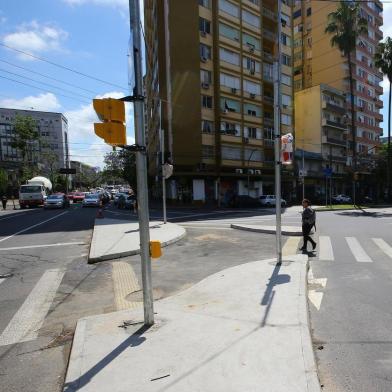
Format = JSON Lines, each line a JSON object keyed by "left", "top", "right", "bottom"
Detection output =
{"left": 322, "top": 119, "right": 347, "bottom": 130}
{"left": 263, "top": 28, "right": 276, "bottom": 41}
{"left": 322, "top": 136, "right": 346, "bottom": 146}
{"left": 263, "top": 8, "right": 276, "bottom": 20}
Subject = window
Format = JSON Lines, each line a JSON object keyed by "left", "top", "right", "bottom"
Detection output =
{"left": 293, "top": 9, "right": 301, "bottom": 19}
{"left": 306, "top": 7, "right": 311, "bottom": 16}
{"left": 243, "top": 57, "right": 261, "bottom": 73}
{"left": 199, "top": 18, "right": 211, "bottom": 34}
{"left": 282, "top": 94, "right": 291, "bottom": 108}
{"left": 201, "top": 69, "right": 212, "bottom": 84}
{"left": 263, "top": 62, "right": 273, "bottom": 81}
{"left": 221, "top": 145, "right": 241, "bottom": 160}
{"left": 294, "top": 38, "right": 303, "bottom": 48}
{"left": 246, "top": 0, "right": 259, "bottom": 5}
{"left": 244, "top": 148, "right": 262, "bottom": 162}
{"left": 202, "top": 95, "right": 213, "bottom": 109}
{"left": 294, "top": 51, "right": 302, "bottom": 62}
{"left": 221, "top": 97, "right": 241, "bottom": 113}
{"left": 220, "top": 47, "right": 240, "bottom": 65}
{"left": 281, "top": 114, "right": 292, "bottom": 126}
{"left": 242, "top": 33, "right": 261, "bottom": 51}
{"left": 244, "top": 103, "right": 262, "bottom": 117}
{"left": 220, "top": 121, "right": 241, "bottom": 136}
{"left": 244, "top": 127, "right": 262, "bottom": 139}
{"left": 220, "top": 73, "right": 240, "bottom": 89}
{"left": 281, "top": 74, "right": 291, "bottom": 86}
{"left": 219, "top": 0, "right": 239, "bottom": 17}
{"left": 202, "top": 145, "right": 215, "bottom": 158}
{"left": 219, "top": 23, "right": 239, "bottom": 41}
{"left": 199, "top": 0, "right": 210, "bottom": 8}
{"left": 202, "top": 120, "right": 213, "bottom": 134}
{"left": 200, "top": 44, "right": 212, "bottom": 60}
{"left": 281, "top": 54, "right": 291, "bottom": 66}
{"left": 358, "top": 68, "right": 366, "bottom": 78}
{"left": 244, "top": 79, "right": 261, "bottom": 95}
{"left": 281, "top": 33, "right": 291, "bottom": 47}
{"left": 281, "top": 13, "right": 291, "bottom": 27}
{"left": 242, "top": 10, "right": 260, "bottom": 28}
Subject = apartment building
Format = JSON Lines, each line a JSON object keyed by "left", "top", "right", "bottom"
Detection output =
{"left": 292, "top": 0, "right": 383, "bottom": 190}
{"left": 144, "top": 0, "right": 294, "bottom": 204}
{"left": 0, "top": 108, "right": 70, "bottom": 184}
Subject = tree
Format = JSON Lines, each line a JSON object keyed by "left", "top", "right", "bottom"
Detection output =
{"left": 375, "top": 37, "right": 392, "bottom": 201}
{"left": 11, "top": 115, "right": 40, "bottom": 162}
{"left": 0, "top": 168, "right": 8, "bottom": 195}
{"left": 325, "top": 1, "right": 368, "bottom": 203}
{"left": 102, "top": 150, "right": 137, "bottom": 188}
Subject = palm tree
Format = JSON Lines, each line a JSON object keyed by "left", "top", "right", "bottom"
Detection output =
{"left": 375, "top": 37, "right": 392, "bottom": 201}
{"left": 325, "top": 2, "right": 367, "bottom": 204}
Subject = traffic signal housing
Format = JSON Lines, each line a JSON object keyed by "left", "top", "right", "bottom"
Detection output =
{"left": 93, "top": 98, "right": 126, "bottom": 146}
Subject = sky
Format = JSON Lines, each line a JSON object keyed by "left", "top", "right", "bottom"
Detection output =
{"left": 0, "top": 1, "right": 391, "bottom": 169}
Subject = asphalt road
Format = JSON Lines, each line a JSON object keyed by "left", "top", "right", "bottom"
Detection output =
{"left": 308, "top": 208, "right": 392, "bottom": 392}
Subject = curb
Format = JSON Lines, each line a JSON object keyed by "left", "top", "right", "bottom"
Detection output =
{"left": 88, "top": 230, "right": 186, "bottom": 264}
{"left": 231, "top": 224, "right": 303, "bottom": 236}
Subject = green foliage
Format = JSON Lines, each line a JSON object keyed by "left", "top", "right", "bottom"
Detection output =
{"left": 11, "top": 115, "right": 40, "bottom": 162}
{"left": 0, "top": 168, "right": 8, "bottom": 195}
{"left": 102, "top": 150, "right": 137, "bottom": 188}
{"left": 375, "top": 37, "right": 392, "bottom": 83}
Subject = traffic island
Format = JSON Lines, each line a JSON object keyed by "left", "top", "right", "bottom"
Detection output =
{"left": 63, "top": 254, "right": 320, "bottom": 392}
{"left": 231, "top": 223, "right": 303, "bottom": 236}
{"left": 88, "top": 218, "right": 186, "bottom": 263}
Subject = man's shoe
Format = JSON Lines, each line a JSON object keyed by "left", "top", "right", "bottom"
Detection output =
{"left": 299, "top": 247, "right": 307, "bottom": 251}
{"left": 312, "top": 242, "right": 317, "bottom": 250}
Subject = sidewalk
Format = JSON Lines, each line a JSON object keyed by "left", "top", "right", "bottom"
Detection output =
{"left": 231, "top": 223, "right": 303, "bottom": 236}
{"left": 88, "top": 218, "right": 186, "bottom": 263}
{"left": 64, "top": 254, "right": 321, "bottom": 392}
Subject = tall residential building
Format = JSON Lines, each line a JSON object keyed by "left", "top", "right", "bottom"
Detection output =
{"left": 145, "top": 0, "right": 294, "bottom": 204}
{"left": 0, "top": 108, "right": 70, "bottom": 184}
{"left": 292, "top": 0, "right": 383, "bottom": 195}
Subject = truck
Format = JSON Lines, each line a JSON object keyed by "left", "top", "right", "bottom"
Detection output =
{"left": 19, "top": 176, "right": 53, "bottom": 209}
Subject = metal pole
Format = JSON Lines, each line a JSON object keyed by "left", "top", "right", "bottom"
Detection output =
{"left": 274, "top": 0, "right": 282, "bottom": 264}
{"left": 161, "top": 126, "right": 167, "bottom": 224}
{"left": 302, "top": 146, "right": 305, "bottom": 200}
{"left": 129, "top": 0, "right": 154, "bottom": 325}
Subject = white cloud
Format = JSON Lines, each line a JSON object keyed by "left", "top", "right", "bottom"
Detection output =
{"left": 63, "top": 0, "right": 127, "bottom": 9}
{"left": 2, "top": 20, "right": 68, "bottom": 59}
{"left": 0, "top": 92, "right": 61, "bottom": 111}
{"left": 65, "top": 91, "right": 135, "bottom": 168}
{"left": 381, "top": 4, "right": 392, "bottom": 39}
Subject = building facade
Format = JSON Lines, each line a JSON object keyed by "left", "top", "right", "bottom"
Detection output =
{"left": 70, "top": 160, "right": 98, "bottom": 190}
{"left": 292, "top": 0, "right": 383, "bottom": 193}
{"left": 145, "top": 0, "right": 294, "bottom": 205}
{"left": 0, "top": 108, "right": 70, "bottom": 184}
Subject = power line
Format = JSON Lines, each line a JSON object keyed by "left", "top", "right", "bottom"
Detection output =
{"left": 0, "top": 42, "right": 127, "bottom": 90}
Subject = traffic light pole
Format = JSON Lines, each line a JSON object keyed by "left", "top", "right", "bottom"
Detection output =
{"left": 129, "top": 0, "right": 154, "bottom": 326}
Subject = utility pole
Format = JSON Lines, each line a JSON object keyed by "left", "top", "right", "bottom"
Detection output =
{"left": 273, "top": 0, "right": 282, "bottom": 264}
{"left": 160, "top": 125, "right": 167, "bottom": 224}
{"left": 129, "top": 0, "right": 154, "bottom": 326}
{"left": 302, "top": 144, "right": 305, "bottom": 200}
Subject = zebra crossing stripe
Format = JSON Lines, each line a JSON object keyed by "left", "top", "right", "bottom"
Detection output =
{"left": 372, "top": 238, "right": 392, "bottom": 259}
{"left": 0, "top": 269, "right": 65, "bottom": 346}
{"left": 345, "top": 237, "right": 373, "bottom": 262}
{"left": 318, "top": 236, "right": 334, "bottom": 261}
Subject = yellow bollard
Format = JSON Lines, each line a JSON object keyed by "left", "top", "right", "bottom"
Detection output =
{"left": 150, "top": 240, "right": 162, "bottom": 259}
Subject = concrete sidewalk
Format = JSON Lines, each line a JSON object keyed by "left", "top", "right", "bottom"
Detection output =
{"left": 88, "top": 218, "right": 186, "bottom": 263}
{"left": 231, "top": 223, "right": 304, "bottom": 236}
{"left": 64, "top": 254, "right": 320, "bottom": 392}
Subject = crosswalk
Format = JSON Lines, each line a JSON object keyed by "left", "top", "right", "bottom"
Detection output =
{"left": 284, "top": 235, "right": 392, "bottom": 263}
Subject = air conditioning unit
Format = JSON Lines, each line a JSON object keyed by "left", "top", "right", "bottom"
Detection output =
{"left": 201, "top": 82, "right": 210, "bottom": 89}
{"left": 255, "top": 169, "right": 261, "bottom": 175}
{"left": 200, "top": 31, "right": 207, "bottom": 37}
{"left": 231, "top": 87, "right": 237, "bottom": 94}
{"left": 250, "top": 93, "right": 256, "bottom": 99}
{"left": 243, "top": 137, "right": 249, "bottom": 144}
{"left": 248, "top": 169, "right": 254, "bottom": 175}
{"left": 201, "top": 56, "right": 207, "bottom": 63}
{"left": 235, "top": 168, "right": 243, "bottom": 174}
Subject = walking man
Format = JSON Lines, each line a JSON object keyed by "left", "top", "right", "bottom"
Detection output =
{"left": 300, "top": 198, "right": 317, "bottom": 252}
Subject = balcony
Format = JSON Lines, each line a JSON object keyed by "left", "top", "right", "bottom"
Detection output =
{"left": 263, "top": 51, "right": 274, "bottom": 62}
{"left": 322, "top": 136, "right": 346, "bottom": 147}
{"left": 263, "top": 95, "right": 274, "bottom": 105}
{"left": 264, "top": 118, "right": 274, "bottom": 126}
{"left": 322, "top": 118, "right": 347, "bottom": 131}
{"left": 263, "top": 28, "right": 276, "bottom": 42}
{"left": 322, "top": 100, "right": 346, "bottom": 115}
{"left": 262, "top": 7, "right": 276, "bottom": 21}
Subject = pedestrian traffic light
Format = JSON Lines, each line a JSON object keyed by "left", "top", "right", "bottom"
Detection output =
{"left": 93, "top": 98, "right": 126, "bottom": 146}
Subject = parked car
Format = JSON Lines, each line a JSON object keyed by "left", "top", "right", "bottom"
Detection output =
{"left": 117, "top": 193, "right": 137, "bottom": 209}
{"left": 73, "top": 192, "right": 85, "bottom": 203}
{"left": 259, "top": 195, "right": 287, "bottom": 207}
{"left": 44, "top": 193, "right": 70, "bottom": 209}
{"left": 332, "top": 194, "right": 352, "bottom": 204}
{"left": 82, "top": 193, "right": 101, "bottom": 207}
{"left": 67, "top": 191, "right": 75, "bottom": 201}
{"left": 114, "top": 192, "right": 128, "bottom": 206}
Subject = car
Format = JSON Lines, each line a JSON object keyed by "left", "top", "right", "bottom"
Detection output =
{"left": 44, "top": 194, "right": 70, "bottom": 209}
{"left": 332, "top": 194, "right": 352, "bottom": 204}
{"left": 259, "top": 195, "right": 287, "bottom": 207}
{"left": 82, "top": 193, "right": 101, "bottom": 207}
{"left": 117, "top": 193, "right": 137, "bottom": 209}
{"left": 72, "top": 192, "right": 85, "bottom": 203}
{"left": 231, "top": 195, "right": 261, "bottom": 208}
{"left": 114, "top": 192, "right": 128, "bottom": 206}
{"left": 67, "top": 191, "right": 75, "bottom": 201}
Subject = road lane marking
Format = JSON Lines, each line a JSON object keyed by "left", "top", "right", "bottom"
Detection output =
{"left": 0, "top": 278, "right": 5, "bottom": 285}
{"left": 307, "top": 268, "right": 326, "bottom": 311}
{"left": 112, "top": 262, "right": 141, "bottom": 311}
{"left": 308, "top": 290, "right": 323, "bottom": 311}
{"left": 283, "top": 236, "right": 301, "bottom": 256}
{"left": 0, "top": 242, "right": 85, "bottom": 251}
{"left": 345, "top": 237, "right": 373, "bottom": 262}
{"left": 0, "top": 269, "right": 65, "bottom": 346}
{"left": 318, "top": 236, "right": 334, "bottom": 261}
{"left": 0, "top": 211, "right": 68, "bottom": 243}
{"left": 0, "top": 210, "right": 36, "bottom": 221}
{"left": 372, "top": 238, "right": 392, "bottom": 259}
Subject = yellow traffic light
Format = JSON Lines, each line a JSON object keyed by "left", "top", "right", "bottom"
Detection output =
{"left": 93, "top": 98, "right": 126, "bottom": 146}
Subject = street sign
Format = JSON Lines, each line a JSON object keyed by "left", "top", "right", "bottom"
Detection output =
{"left": 323, "top": 167, "right": 332, "bottom": 177}
{"left": 59, "top": 168, "right": 76, "bottom": 174}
